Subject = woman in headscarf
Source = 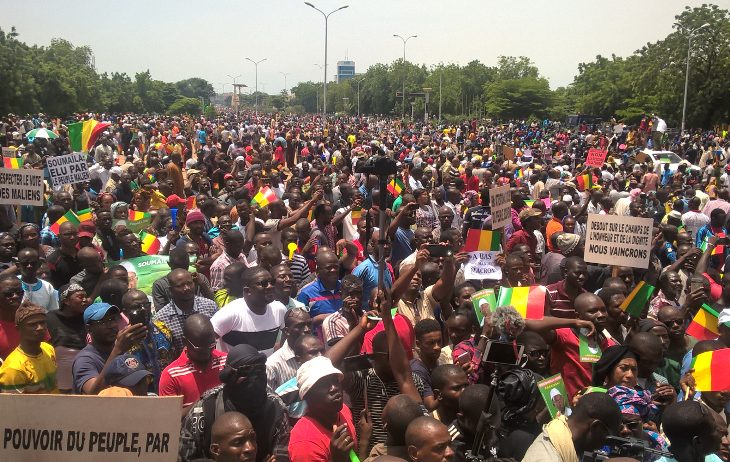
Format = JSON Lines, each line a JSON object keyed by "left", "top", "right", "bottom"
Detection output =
{"left": 16, "top": 223, "right": 54, "bottom": 258}
{"left": 592, "top": 345, "right": 639, "bottom": 389}
{"left": 608, "top": 385, "right": 669, "bottom": 460}
{"left": 110, "top": 201, "right": 129, "bottom": 220}
{"left": 496, "top": 368, "right": 549, "bottom": 460}
{"left": 45, "top": 284, "right": 90, "bottom": 393}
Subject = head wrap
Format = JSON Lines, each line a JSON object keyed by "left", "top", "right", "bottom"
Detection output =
{"left": 110, "top": 202, "right": 128, "bottom": 217}
{"left": 218, "top": 344, "right": 266, "bottom": 384}
{"left": 496, "top": 369, "right": 542, "bottom": 424}
{"left": 608, "top": 385, "right": 658, "bottom": 420}
{"left": 59, "top": 283, "right": 85, "bottom": 307}
{"left": 15, "top": 303, "right": 46, "bottom": 325}
{"left": 592, "top": 345, "right": 637, "bottom": 386}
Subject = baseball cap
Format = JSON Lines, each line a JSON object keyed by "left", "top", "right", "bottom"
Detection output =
{"left": 78, "top": 221, "right": 96, "bottom": 238}
{"left": 297, "top": 356, "right": 343, "bottom": 399}
{"left": 83, "top": 302, "right": 120, "bottom": 324}
{"left": 105, "top": 355, "right": 152, "bottom": 387}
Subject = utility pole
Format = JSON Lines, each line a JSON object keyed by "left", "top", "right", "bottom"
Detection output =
{"left": 245, "top": 57, "right": 267, "bottom": 109}
{"left": 393, "top": 34, "right": 417, "bottom": 118}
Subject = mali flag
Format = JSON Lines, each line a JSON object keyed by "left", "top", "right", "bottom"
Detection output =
{"left": 251, "top": 187, "right": 277, "bottom": 208}
{"left": 692, "top": 348, "right": 730, "bottom": 392}
{"left": 49, "top": 210, "right": 80, "bottom": 235}
{"left": 619, "top": 281, "right": 655, "bottom": 318}
{"left": 700, "top": 233, "right": 725, "bottom": 256}
{"left": 76, "top": 208, "right": 93, "bottom": 222}
{"left": 351, "top": 208, "right": 362, "bottom": 225}
{"left": 464, "top": 229, "right": 501, "bottom": 252}
{"left": 496, "top": 286, "right": 546, "bottom": 320}
{"left": 128, "top": 210, "right": 151, "bottom": 222}
{"left": 3, "top": 157, "right": 22, "bottom": 169}
{"left": 387, "top": 178, "right": 405, "bottom": 198}
{"left": 68, "top": 120, "right": 101, "bottom": 152}
{"left": 686, "top": 304, "right": 720, "bottom": 341}
{"left": 575, "top": 173, "right": 594, "bottom": 192}
{"left": 139, "top": 231, "right": 161, "bottom": 255}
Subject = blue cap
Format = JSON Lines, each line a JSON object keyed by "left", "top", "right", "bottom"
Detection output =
{"left": 83, "top": 303, "right": 120, "bottom": 324}
{"left": 105, "top": 355, "right": 152, "bottom": 387}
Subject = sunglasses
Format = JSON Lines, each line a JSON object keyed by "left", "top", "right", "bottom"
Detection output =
{"left": 527, "top": 349, "right": 549, "bottom": 359}
{"left": 185, "top": 337, "right": 216, "bottom": 351}
{"left": 251, "top": 279, "right": 275, "bottom": 288}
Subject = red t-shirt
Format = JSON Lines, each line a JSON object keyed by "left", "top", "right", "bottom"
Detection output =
{"left": 158, "top": 348, "right": 227, "bottom": 406}
{"left": 289, "top": 405, "right": 357, "bottom": 462}
{"left": 550, "top": 328, "right": 616, "bottom": 399}
{"left": 0, "top": 319, "right": 20, "bottom": 360}
{"left": 360, "top": 314, "right": 414, "bottom": 360}
{"left": 461, "top": 174, "right": 480, "bottom": 192}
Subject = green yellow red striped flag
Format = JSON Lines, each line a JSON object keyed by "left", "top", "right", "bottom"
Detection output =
{"left": 387, "top": 178, "right": 405, "bottom": 198}
{"left": 49, "top": 210, "right": 80, "bottom": 235}
{"left": 128, "top": 210, "right": 151, "bottom": 221}
{"left": 464, "top": 229, "right": 501, "bottom": 252}
{"left": 3, "top": 157, "right": 22, "bottom": 169}
{"left": 691, "top": 348, "right": 730, "bottom": 392}
{"left": 251, "top": 187, "right": 277, "bottom": 208}
{"left": 351, "top": 208, "right": 362, "bottom": 225}
{"left": 575, "top": 173, "right": 593, "bottom": 192}
{"left": 686, "top": 304, "right": 720, "bottom": 341}
{"left": 139, "top": 231, "right": 161, "bottom": 255}
{"left": 76, "top": 208, "right": 93, "bottom": 222}
{"left": 496, "top": 286, "right": 546, "bottom": 320}
{"left": 619, "top": 281, "right": 655, "bottom": 318}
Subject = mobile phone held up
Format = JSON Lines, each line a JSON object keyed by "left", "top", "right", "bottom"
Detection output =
{"left": 426, "top": 244, "right": 453, "bottom": 258}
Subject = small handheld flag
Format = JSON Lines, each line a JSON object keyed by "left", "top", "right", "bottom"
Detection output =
{"left": 251, "top": 187, "right": 277, "bottom": 208}
{"left": 186, "top": 196, "right": 197, "bottom": 211}
{"left": 351, "top": 208, "right": 362, "bottom": 226}
{"left": 49, "top": 210, "right": 80, "bottom": 235}
{"left": 2, "top": 157, "right": 22, "bottom": 169}
{"left": 464, "top": 229, "right": 501, "bottom": 252}
{"left": 76, "top": 208, "right": 93, "bottom": 222}
{"left": 387, "top": 178, "right": 405, "bottom": 198}
{"left": 575, "top": 173, "right": 593, "bottom": 192}
{"left": 128, "top": 210, "right": 151, "bottom": 222}
{"left": 619, "top": 281, "right": 655, "bottom": 318}
{"left": 496, "top": 286, "right": 546, "bottom": 320}
{"left": 691, "top": 348, "right": 730, "bottom": 392}
{"left": 139, "top": 231, "right": 161, "bottom": 255}
{"left": 686, "top": 304, "right": 720, "bottom": 341}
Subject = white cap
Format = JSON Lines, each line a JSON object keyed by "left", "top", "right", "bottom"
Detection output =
{"left": 296, "top": 356, "right": 343, "bottom": 399}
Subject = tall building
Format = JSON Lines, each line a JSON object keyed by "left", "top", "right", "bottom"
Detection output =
{"left": 336, "top": 60, "right": 355, "bottom": 83}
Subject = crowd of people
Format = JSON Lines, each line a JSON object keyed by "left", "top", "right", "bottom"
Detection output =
{"left": 0, "top": 110, "right": 728, "bottom": 462}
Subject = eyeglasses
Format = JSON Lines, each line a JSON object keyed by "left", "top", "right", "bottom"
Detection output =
{"left": 185, "top": 338, "right": 216, "bottom": 351}
{"left": 252, "top": 279, "right": 274, "bottom": 288}
{"left": 129, "top": 301, "right": 152, "bottom": 310}
{"left": 527, "top": 349, "right": 549, "bottom": 359}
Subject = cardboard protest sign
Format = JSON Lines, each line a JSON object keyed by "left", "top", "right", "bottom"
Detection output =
{"left": 489, "top": 185, "right": 512, "bottom": 229}
{"left": 584, "top": 213, "right": 652, "bottom": 268}
{"left": 47, "top": 153, "right": 90, "bottom": 187}
{"left": 503, "top": 145, "right": 515, "bottom": 161}
{"left": 0, "top": 394, "right": 182, "bottom": 461}
{"left": 537, "top": 374, "right": 572, "bottom": 418}
{"left": 585, "top": 148, "right": 608, "bottom": 168}
{"left": 464, "top": 251, "right": 502, "bottom": 280}
{"left": 0, "top": 168, "right": 44, "bottom": 206}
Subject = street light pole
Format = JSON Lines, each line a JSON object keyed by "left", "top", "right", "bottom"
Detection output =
{"left": 676, "top": 22, "right": 710, "bottom": 135}
{"left": 245, "top": 57, "right": 267, "bottom": 108}
{"left": 280, "top": 72, "right": 290, "bottom": 94}
{"left": 354, "top": 77, "right": 365, "bottom": 117}
{"left": 393, "top": 34, "right": 417, "bottom": 118}
{"left": 305, "top": 2, "right": 349, "bottom": 118}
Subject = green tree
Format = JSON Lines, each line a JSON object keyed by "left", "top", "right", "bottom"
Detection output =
{"left": 168, "top": 97, "right": 202, "bottom": 115}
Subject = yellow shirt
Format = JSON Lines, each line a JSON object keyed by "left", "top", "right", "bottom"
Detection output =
{"left": 0, "top": 342, "right": 59, "bottom": 394}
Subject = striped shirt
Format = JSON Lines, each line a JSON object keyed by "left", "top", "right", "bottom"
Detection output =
{"left": 296, "top": 278, "right": 343, "bottom": 319}
{"left": 281, "top": 252, "right": 311, "bottom": 287}
{"left": 209, "top": 252, "right": 249, "bottom": 290}
{"left": 159, "top": 349, "right": 227, "bottom": 406}
{"left": 266, "top": 341, "right": 297, "bottom": 391}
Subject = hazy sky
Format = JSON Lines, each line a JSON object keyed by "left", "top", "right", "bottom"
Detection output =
{"left": 3, "top": 0, "right": 729, "bottom": 94}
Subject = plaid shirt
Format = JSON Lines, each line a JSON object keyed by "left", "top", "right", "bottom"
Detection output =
{"left": 209, "top": 252, "right": 249, "bottom": 291}
{"left": 152, "top": 296, "right": 218, "bottom": 357}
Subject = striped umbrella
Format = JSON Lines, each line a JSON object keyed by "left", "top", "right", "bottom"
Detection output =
{"left": 26, "top": 128, "right": 59, "bottom": 141}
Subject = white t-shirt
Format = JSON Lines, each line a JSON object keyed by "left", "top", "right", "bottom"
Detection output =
{"left": 337, "top": 207, "right": 358, "bottom": 241}
{"left": 211, "top": 297, "right": 286, "bottom": 357}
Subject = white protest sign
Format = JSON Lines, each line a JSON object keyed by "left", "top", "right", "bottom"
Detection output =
{"left": 1, "top": 147, "right": 16, "bottom": 158}
{"left": 0, "top": 394, "right": 182, "bottom": 462}
{"left": 584, "top": 213, "right": 652, "bottom": 268}
{"left": 464, "top": 251, "right": 502, "bottom": 280}
{"left": 47, "top": 153, "right": 89, "bottom": 187}
{"left": 489, "top": 185, "right": 512, "bottom": 229}
{"left": 0, "top": 168, "right": 44, "bottom": 206}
